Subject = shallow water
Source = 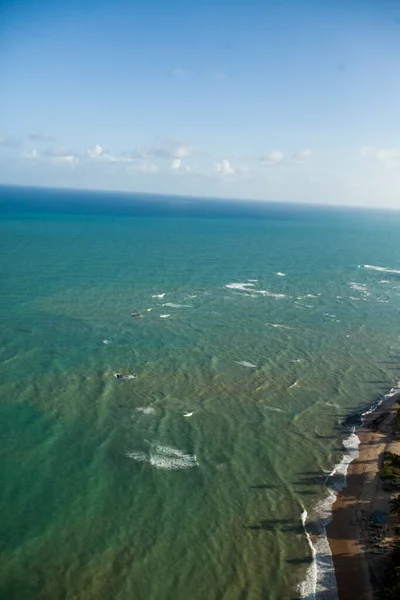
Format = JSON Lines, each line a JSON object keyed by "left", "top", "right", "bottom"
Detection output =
{"left": 1, "top": 187, "right": 400, "bottom": 599}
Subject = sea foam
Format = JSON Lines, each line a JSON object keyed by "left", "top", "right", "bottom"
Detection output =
{"left": 299, "top": 380, "right": 400, "bottom": 600}
{"left": 127, "top": 444, "right": 198, "bottom": 470}
{"left": 299, "top": 505, "right": 339, "bottom": 600}
{"left": 349, "top": 282, "right": 370, "bottom": 296}
{"left": 225, "top": 282, "right": 287, "bottom": 298}
{"left": 266, "top": 323, "right": 293, "bottom": 329}
{"left": 136, "top": 406, "right": 156, "bottom": 415}
{"left": 361, "top": 264, "right": 400, "bottom": 275}
{"left": 298, "top": 432, "right": 359, "bottom": 600}
{"left": 225, "top": 282, "right": 255, "bottom": 291}
{"left": 257, "top": 290, "right": 287, "bottom": 298}
{"left": 234, "top": 360, "right": 258, "bottom": 368}
{"left": 163, "top": 302, "right": 192, "bottom": 308}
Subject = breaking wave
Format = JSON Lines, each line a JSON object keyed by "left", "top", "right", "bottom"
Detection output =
{"left": 234, "top": 360, "right": 258, "bottom": 368}
{"left": 127, "top": 444, "right": 198, "bottom": 470}
{"left": 360, "top": 264, "right": 400, "bottom": 275}
{"left": 225, "top": 282, "right": 287, "bottom": 298}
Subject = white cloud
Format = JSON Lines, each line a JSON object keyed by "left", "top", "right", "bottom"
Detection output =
{"left": 261, "top": 150, "right": 284, "bottom": 165}
{"left": 292, "top": 148, "right": 312, "bottom": 162}
{"left": 53, "top": 155, "right": 78, "bottom": 166}
{"left": 22, "top": 149, "right": 40, "bottom": 159}
{"left": 21, "top": 147, "right": 77, "bottom": 165}
{"left": 171, "top": 158, "right": 182, "bottom": 170}
{"left": 86, "top": 144, "right": 108, "bottom": 158}
{"left": 29, "top": 133, "right": 56, "bottom": 142}
{"left": 260, "top": 149, "right": 312, "bottom": 165}
{"left": 172, "top": 144, "right": 191, "bottom": 159}
{"left": 45, "top": 146, "right": 73, "bottom": 158}
{"left": 360, "top": 146, "right": 400, "bottom": 168}
{"left": 150, "top": 142, "right": 192, "bottom": 160}
{"left": 107, "top": 151, "right": 145, "bottom": 164}
{"left": 43, "top": 146, "right": 79, "bottom": 165}
{"left": 376, "top": 148, "right": 400, "bottom": 165}
{"left": 130, "top": 162, "right": 158, "bottom": 173}
{"left": 140, "top": 141, "right": 193, "bottom": 170}
{"left": 215, "top": 159, "right": 235, "bottom": 176}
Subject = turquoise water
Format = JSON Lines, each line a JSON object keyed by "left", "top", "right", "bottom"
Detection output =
{"left": 1, "top": 186, "right": 400, "bottom": 600}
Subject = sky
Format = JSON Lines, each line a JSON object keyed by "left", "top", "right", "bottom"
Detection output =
{"left": 1, "top": 0, "right": 400, "bottom": 207}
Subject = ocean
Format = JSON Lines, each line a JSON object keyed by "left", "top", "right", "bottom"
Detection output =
{"left": 1, "top": 185, "right": 400, "bottom": 600}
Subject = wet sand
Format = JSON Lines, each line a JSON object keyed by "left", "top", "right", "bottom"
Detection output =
{"left": 327, "top": 394, "right": 400, "bottom": 600}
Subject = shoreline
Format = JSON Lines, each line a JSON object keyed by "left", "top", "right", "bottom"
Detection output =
{"left": 326, "top": 392, "right": 400, "bottom": 600}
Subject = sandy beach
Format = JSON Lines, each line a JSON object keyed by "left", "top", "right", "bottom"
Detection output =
{"left": 327, "top": 394, "right": 400, "bottom": 600}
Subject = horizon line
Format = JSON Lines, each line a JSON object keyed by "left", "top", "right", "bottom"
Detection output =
{"left": 0, "top": 181, "right": 399, "bottom": 213}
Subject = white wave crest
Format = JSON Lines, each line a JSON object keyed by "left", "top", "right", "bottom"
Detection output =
{"left": 126, "top": 451, "right": 147, "bottom": 463}
{"left": 288, "top": 380, "right": 300, "bottom": 389}
{"left": 326, "top": 432, "right": 360, "bottom": 488}
{"left": 150, "top": 445, "right": 198, "bottom": 470}
{"left": 160, "top": 314, "right": 170, "bottom": 318}
{"left": 136, "top": 406, "right": 156, "bottom": 415}
{"left": 266, "top": 323, "right": 293, "bottom": 329}
{"left": 349, "top": 282, "right": 370, "bottom": 296}
{"left": 257, "top": 290, "right": 287, "bottom": 298}
{"left": 225, "top": 282, "right": 255, "bottom": 291}
{"left": 276, "top": 272, "right": 286, "bottom": 276}
{"left": 386, "top": 382, "right": 400, "bottom": 397}
{"left": 361, "top": 264, "right": 400, "bottom": 275}
{"left": 361, "top": 381, "right": 400, "bottom": 419}
{"left": 114, "top": 373, "right": 137, "bottom": 380}
{"left": 127, "top": 444, "right": 198, "bottom": 470}
{"left": 299, "top": 508, "right": 317, "bottom": 600}
{"left": 299, "top": 430, "right": 362, "bottom": 599}
{"left": 225, "top": 282, "right": 287, "bottom": 298}
{"left": 163, "top": 302, "right": 192, "bottom": 308}
{"left": 152, "top": 293, "right": 166, "bottom": 298}
{"left": 299, "top": 505, "right": 339, "bottom": 600}
{"left": 358, "top": 384, "right": 399, "bottom": 422}
{"left": 234, "top": 360, "right": 258, "bottom": 368}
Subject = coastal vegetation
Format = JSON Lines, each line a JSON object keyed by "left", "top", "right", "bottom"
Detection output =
{"left": 381, "top": 451, "right": 400, "bottom": 485}
{"left": 380, "top": 544, "right": 400, "bottom": 599}
{"left": 379, "top": 400, "right": 400, "bottom": 599}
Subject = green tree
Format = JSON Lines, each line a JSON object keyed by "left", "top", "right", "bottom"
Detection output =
{"left": 389, "top": 495, "right": 400, "bottom": 519}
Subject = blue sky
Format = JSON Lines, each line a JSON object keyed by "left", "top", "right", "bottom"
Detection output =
{"left": 1, "top": 0, "right": 400, "bottom": 207}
